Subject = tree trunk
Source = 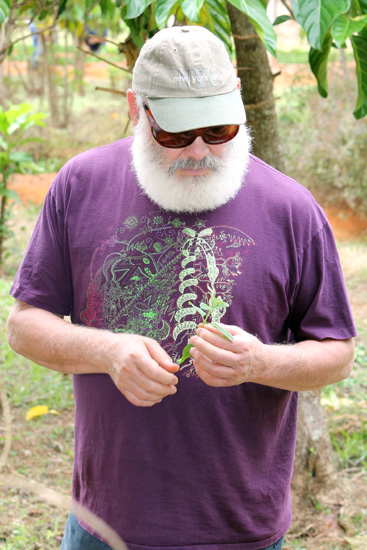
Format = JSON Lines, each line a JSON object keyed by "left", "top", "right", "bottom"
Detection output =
{"left": 227, "top": 4, "right": 337, "bottom": 509}
{"left": 74, "top": 34, "right": 86, "bottom": 97}
{"left": 41, "top": 34, "right": 59, "bottom": 127}
{"left": 293, "top": 390, "right": 336, "bottom": 508}
{"left": 227, "top": 5, "right": 285, "bottom": 172}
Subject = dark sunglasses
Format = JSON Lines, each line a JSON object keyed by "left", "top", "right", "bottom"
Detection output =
{"left": 143, "top": 104, "right": 240, "bottom": 149}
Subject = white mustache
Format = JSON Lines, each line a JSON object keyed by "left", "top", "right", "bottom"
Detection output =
{"left": 167, "top": 155, "right": 222, "bottom": 177}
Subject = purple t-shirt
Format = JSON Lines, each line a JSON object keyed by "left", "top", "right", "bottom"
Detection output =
{"left": 10, "top": 137, "right": 356, "bottom": 550}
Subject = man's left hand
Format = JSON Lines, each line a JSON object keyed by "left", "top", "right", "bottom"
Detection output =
{"left": 189, "top": 324, "right": 262, "bottom": 387}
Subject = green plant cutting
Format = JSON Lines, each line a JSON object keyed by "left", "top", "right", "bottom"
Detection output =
{"left": 178, "top": 284, "right": 234, "bottom": 365}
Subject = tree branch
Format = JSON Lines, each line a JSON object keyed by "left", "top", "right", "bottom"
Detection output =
{"left": 85, "top": 0, "right": 100, "bottom": 17}
{"left": 232, "top": 33, "right": 260, "bottom": 41}
{"left": 244, "top": 97, "right": 279, "bottom": 110}
{"left": 7, "top": 25, "right": 57, "bottom": 49}
{"left": 280, "top": 0, "right": 294, "bottom": 18}
{"left": 77, "top": 46, "right": 133, "bottom": 74}
{"left": 0, "top": 0, "right": 60, "bottom": 64}
{"left": 95, "top": 86, "right": 126, "bottom": 96}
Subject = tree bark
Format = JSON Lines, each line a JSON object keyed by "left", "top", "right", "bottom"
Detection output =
{"left": 227, "top": 3, "right": 336, "bottom": 508}
{"left": 293, "top": 390, "right": 336, "bottom": 507}
{"left": 227, "top": 5, "right": 285, "bottom": 172}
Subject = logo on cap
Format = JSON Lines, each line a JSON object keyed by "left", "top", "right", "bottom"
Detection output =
{"left": 173, "top": 66, "right": 223, "bottom": 89}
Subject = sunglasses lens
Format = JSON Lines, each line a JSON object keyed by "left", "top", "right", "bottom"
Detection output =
{"left": 153, "top": 128, "right": 194, "bottom": 149}
{"left": 204, "top": 125, "right": 239, "bottom": 144}
{"left": 153, "top": 125, "right": 239, "bottom": 148}
{"left": 144, "top": 105, "right": 239, "bottom": 148}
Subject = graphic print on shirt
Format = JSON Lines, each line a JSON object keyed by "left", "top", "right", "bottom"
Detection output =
{"left": 81, "top": 211, "right": 255, "bottom": 377}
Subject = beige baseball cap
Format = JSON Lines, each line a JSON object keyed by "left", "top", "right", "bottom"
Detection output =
{"left": 132, "top": 25, "right": 246, "bottom": 132}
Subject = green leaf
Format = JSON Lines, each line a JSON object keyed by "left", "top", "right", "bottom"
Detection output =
{"left": 200, "top": 302, "right": 211, "bottom": 311}
{"left": 0, "top": 113, "right": 9, "bottom": 135}
{"left": 100, "top": 0, "right": 116, "bottom": 17}
{"left": 353, "top": 0, "right": 367, "bottom": 14}
{"left": 5, "top": 103, "right": 33, "bottom": 124}
{"left": 309, "top": 32, "right": 333, "bottom": 97}
{"left": 208, "top": 284, "right": 216, "bottom": 295}
{"left": 189, "top": 301, "right": 206, "bottom": 319}
{"left": 227, "top": 0, "right": 277, "bottom": 56}
{"left": 213, "top": 300, "right": 230, "bottom": 308}
{"left": 211, "top": 322, "right": 234, "bottom": 342}
{"left": 0, "top": 0, "right": 10, "bottom": 24}
{"left": 0, "top": 188, "right": 21, "bottom": 202}
{"left": 331, "top": 14, "right": 367, "bottom": 46}
{"left": 155, "top": 0, "right": 179, "bottom": 28}
{"left": 273, "top": 15, "right": 292, "bottom": 26}
{"left": 351, "top": 31, "right": 367, "bottom": 118}
{"left": 9, "top": 151, "right": 34, "bottom": 163}
{"left": 203, "top": 0, "right": 233, "bottom": 53}
{"left": 178, "top": 343, "right": 194, "bottom": 364}
{"left": 291, "top": 0, "right": 351, "bottom": 50}
{"left": 15, "top": 137, "right": 45, "bottom": 148}
{"left": 181, "top": 0, "right": 204, "bottom": 22}
{"left": 125, "top": 0, "right": 154, "bottom": 19}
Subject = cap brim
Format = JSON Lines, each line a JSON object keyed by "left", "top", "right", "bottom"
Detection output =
{"left": 148, "top": 89, "right": 246, "bottom": 132}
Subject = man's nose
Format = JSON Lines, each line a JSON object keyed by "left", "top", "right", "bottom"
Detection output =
{"left": 183, "top": 136, "right": 210, "bottom": 160}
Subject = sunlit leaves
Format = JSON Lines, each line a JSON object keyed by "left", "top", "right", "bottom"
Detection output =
{"left": 123, "top": 0, "right": 154, "bottom": 19}
{"left": 203, "top": 0, "right": 232, "bottom": 53}
{"left": 331, "top": 14, "right": 367, "bottom": 46}
{"left": 291, "top": 0, "right": 351, "bottom": 50}
{"left": 0, "top": 0, "right": 10, "bottom": 24}
{"left": 227, "top": 0, "right": 277, "bottom": 56}
{"left": 155, "top": 0, "right": 179, "bottom": 28}
{"left": 181, "top": 0, "right": 204, "bottom": 22}
{"left": 350, "top": 29, "right": 367, "bottom": 118}
{"left": 309, "top": 33, "right": 333, "bottom": 97}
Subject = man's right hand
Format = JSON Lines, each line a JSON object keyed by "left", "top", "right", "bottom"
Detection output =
{"left": 105, "top": 333, "right": 179, "bottom": 407}
{"left": 7, "top": 301, "right": 179, "bottom": 408}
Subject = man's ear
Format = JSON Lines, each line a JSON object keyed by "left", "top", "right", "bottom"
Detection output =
{"left": 127, "top": 89, "right": 140, "bottom": 126}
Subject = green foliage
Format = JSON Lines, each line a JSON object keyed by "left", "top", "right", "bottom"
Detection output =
{"left": 121, "top": 0, "right": 276, "bottom": 55}
{"left": 309, "top": 33, "right": 333, "bottom": 97}
{"left": 286, "top": 0, "right": 367, "bottom": 118}
{"left": 0, "top": 103, "right": 46, "bottom": 266}
{"left": 291, "top": 0, "right": 351, "bottom": 50}
{"left": 322, "top": 343, "right": 367, "bottom": 470}
{"left": 0, "top": 0, "right": 10, "bottom": 24}
{"left": 277, "top": 79, "right": 367, "bottom": 212}
{"left": 350, "top": 29, "right": 367, "bottom": 118}
{"left": 0, "top": 280, "right": 73, "bottom": 411}
{"left": 226, "top": 0, "right": 277, "bottom": 56}
{"left": 178, "top": 283, "right": 233, "bottom": 365}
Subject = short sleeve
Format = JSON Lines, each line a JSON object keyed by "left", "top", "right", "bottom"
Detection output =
{"left": 289, "top": 221, "right": 357, "bottom": 342}
{"left": 10, "top": 176, "right": 72, "bottom": 316}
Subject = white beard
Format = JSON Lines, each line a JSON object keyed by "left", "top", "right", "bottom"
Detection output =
{"left": 130, "top": 109, "right": 252, "bottom": 214}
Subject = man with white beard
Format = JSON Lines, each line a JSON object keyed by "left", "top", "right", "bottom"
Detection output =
{"left": 7, "top": 25, "right": 355, "bottom": 550}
